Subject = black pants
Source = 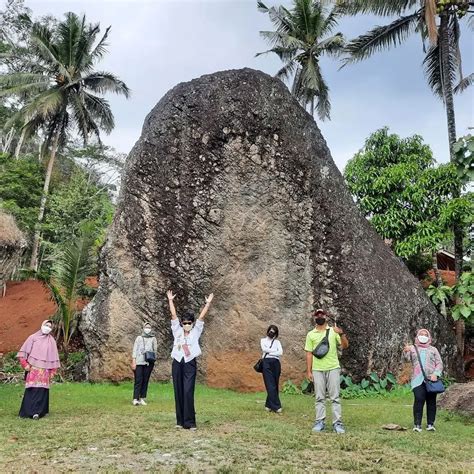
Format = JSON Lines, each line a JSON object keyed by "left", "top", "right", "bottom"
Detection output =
{"left": 19, "top": 388, "right": 49, "bottom": 418}
{"left": 262, "top": 358, "right": 281, "bottom": 411}
{"left": 133, "top": 363, "right": 155, "bottom": 400}
{"left": 172, "top": 358, "right": 197, "bottom": 428}
{"left": 413, "top": 382, "right": 437, "bottom": 425}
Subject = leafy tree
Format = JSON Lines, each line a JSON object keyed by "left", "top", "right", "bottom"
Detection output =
{"left": 0, "top": 152, "right": 43, "bottom": 234}
{"left": 340, "top": 0, "right": 473, "bottom": 279}
{"left": 257, "top": 0, "right": 345, "bottom": 120}
{"left": 0, "top": 12, "right": 130, "bottom": 271}
{"left": 344, "top": 128, "right": 467, "bottom": 291}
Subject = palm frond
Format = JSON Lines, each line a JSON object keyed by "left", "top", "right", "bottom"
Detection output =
{"left": 337, "top": 0, "right": 418, "bottom": 16}
{"left": 318, "top": 32, "right": 345, "bottom": 57}
{"left": 82, "top": 92, "right": 114, "bottom": 134}
{"left": 81, "top": 71, "right": 131, "bottom": 98}
{"left": 342, "top": 13, "right": 420, "bottom": 65}
{"left": 275, "top": 61, "right": 298, "bottom": 82}
{"left": 454, "top": 72, "right": 474, "bottom": 94}
{"left": 0, "top": 73, "right": 50, "bottom": 97}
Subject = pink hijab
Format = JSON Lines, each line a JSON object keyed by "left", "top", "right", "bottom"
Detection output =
{"left": 17, "top": 320, "right": 60, "bottom": 369}
{"left": 414, "top": 328, "right": 432, "bottom": 349}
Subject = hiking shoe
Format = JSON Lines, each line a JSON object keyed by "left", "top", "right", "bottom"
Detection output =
{"left": 427, "top": 424, "right": 436, "bottom": 431}
{"left": 312, "top": 421, "right": 325, "bottom": 432}
{"left": 333, "top": 422, "right": 346, "bottom": 434}
{"left": 139, "top": 399, "right": 147, "bottom": 406}
{"left": 413, "top": 425, "right": 422, "bottom": 432}
{"left": 132, "top": 399, "right": 140, "bottom": 406}
{"left": 32, "top": 414, "right": 39, "bottom": 420}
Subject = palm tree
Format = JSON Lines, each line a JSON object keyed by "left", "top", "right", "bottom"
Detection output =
{"left": 340, "top": 0, "right": 472, "bottom": 280}
{"left": 257, "top": 0, "right": 345, "bottom": 120}
{"left": 0, "top": 12, "right": 130, "bottom": 270}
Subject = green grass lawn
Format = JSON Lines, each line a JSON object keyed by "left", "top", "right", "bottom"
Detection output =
{"left": 0, "top": 382, "right": 472, "bottom": 473}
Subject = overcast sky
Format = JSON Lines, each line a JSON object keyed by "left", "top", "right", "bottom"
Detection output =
{"left": 16, "top": 0, "right": 474, "bottom": 171}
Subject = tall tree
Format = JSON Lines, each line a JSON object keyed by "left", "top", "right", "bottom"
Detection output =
{"left": 340, "top": 0, "right": 472, "bottom": 279}
{"left": 0, "top": 12, "right": 130, "bottom": 270}
{"left": 257, "top": 0, "right": 345, "bottom": 120}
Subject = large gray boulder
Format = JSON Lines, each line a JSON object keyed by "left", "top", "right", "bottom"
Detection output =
{"left": 81, "top": 68, "right": 462, "bottom": 390}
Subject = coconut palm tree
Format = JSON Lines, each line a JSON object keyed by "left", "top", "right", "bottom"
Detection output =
{"left": 0, "top": 12, "right": 130, "bottom": 270}
{"left": 257, "top": 0, "right": 345, "bottom": 120}
{"left": 340, "top": 0, "right": 472, "bottom": 279}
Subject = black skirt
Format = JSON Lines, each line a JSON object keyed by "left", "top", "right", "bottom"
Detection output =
{"left": 19, "top": 388, "right": 50, "bottom": 419}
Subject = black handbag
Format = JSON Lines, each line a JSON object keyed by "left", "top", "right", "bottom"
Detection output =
{"left": 414, "top": 345, "right": 445, "bottom": 394}
{"left": 142, "top": 337, "right": 156, "bottom": 363}
{"left": 254, "top": 339, "right": 274, "bottom": 373}
{"left": 312, "top": 329, "right": 330, "bottom": 359}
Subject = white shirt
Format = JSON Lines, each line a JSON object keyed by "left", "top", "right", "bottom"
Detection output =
{"left": 260, "top": 337, "right": 283, "bottom": 360}
{"left": 171, "top": 319, "right": 204, "bottom": 363}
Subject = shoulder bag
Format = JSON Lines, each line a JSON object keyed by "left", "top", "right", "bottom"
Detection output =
{"left": 312, "top": 328, "right": 330, "bottom": 359}
{"left": 254, "top": 339, "right": 274, "bottom": 373}
{"left": 142, "top": 337, "right": 156, "bottom": 363}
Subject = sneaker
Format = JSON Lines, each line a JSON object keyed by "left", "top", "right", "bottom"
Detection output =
{"left": 333, "top": 422, "right": 346, "bottom": 434}
{"left": 413, "top": 425, "right": 422, "bottom": 432}
{"left": 139, "top": 399, "right": 147, "bottom": 406}
{"left": 175, "top": 425, "right": 183, "bottom": 429}
{"left": 427, "top": 424, "right": 436, "bottom": 431}
{"left": 32, "top": 414, "right": 39, "bottom": 420}
{"left": 265, "top": 407, "right": 271, "bottom": 412}
{"left": 132, "top": 399, "right": 140, "bottom": 406}
{"left": 276, "top": 408, "right": 283, "bottom": 414}
{"left": 189, "top": 427, "right": 198, "bottom": 432}
{"left": 312, "top": 420, "right": 325, "bottom": 432}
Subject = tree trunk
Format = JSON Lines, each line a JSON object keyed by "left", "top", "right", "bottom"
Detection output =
{"left": 14, "top": 128, "right": 26, "bottom": 159}
{"left": 439, "top": 12, "right": 463, "bottom": 281}
{"left": 29, "top": 132, "right": 60, "bottom": 271}
{"left": 432, "top": 251, "right": 447, "bottom": 316}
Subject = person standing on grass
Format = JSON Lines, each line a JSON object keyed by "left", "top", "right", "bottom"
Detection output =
{"left": 17, "top": 320, "right": 60, "bottom": 419}
{"left": 403, "top": 329, "right": 443, "bottom": 433}
{"left": 131, "top": 322, "right": 158, "bottom": 406}
{"left": 167, "top": 289, "right": 214, "bottom": 431}
{"left": 305, "top": 309, "right": 349, "bottom": 434}
{"left": 261, "top": 325, "right": 283, "bottom": 413}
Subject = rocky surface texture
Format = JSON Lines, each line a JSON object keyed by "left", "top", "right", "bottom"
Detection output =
{"left": 81, "top": 68, "right": 462, "bottom": 390}
{"left": 439, "top": 382, "right": 474, "bottom": 416}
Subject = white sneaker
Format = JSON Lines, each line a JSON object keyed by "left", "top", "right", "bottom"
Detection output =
{"left": 139, "top": 399, "right": 147, "bottom": 406}
{"left": 427, "top": 424, "right": 436, "bottom": 431}
{"left": 32, "top": 414, "right": 39, "bottom": 420}
{"left": 413, "top": 425, "right": 422, "bottom": 433}
{"left": 132, "top": 399, "right": 140, "bottom": 406}
{"left": 276, "top": 408, "right": 282, "bottom": 414}
{"left": 189, "top": 427, "right": 198, "bottom": 432}
{"left": 175, "top": 425, "right": 183, "bottom": 429}
{"left": 265, "top": 407, "right": 271, "bottom": 412}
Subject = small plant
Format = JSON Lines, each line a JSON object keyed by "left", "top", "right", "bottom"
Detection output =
{"left": 281, "top": 380, "right": 302, "bottom": 395}
{"left": 0, "top": 352, "right": 23, "bottom": 374}
{"left": 340, "top": 372, "right": 399, "bottom": 399}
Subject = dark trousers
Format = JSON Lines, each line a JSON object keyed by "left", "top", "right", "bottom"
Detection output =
{"left": 172, "top": 358, "right": 197, "bottom": 428}
{"left": 133, "top": 363, "right": 154, "bottom": 399}
{"left": 413, "top": 382, "right": 437, "bottom": 425}
{"left": 262, "top": 358, "right": 281, "bottom": 411}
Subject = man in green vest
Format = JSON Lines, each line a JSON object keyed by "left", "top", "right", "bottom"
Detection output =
{"left": 305, "top": 309, "right": 349, "bottom": 434}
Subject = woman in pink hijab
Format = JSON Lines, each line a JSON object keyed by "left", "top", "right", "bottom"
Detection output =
{"left": 403, "top": 329, "right": 443, "bottom": 432}
{"left": 17, "top": 320, "right": 60, "bottom": 419}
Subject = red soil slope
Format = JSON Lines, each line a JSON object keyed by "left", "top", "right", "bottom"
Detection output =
{"left": 0, "top": 280, "right": 57, "bottom": 354}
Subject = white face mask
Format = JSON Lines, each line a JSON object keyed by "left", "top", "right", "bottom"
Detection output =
{"left": 41, "top": 325, "right": 52, "bottom": 335}
{"left": 418, "top": 335, "right": 429, "bottom": 344}
{"left": 182, "top": 323, "right": 193, "bottom": 332}
{"left": 144, "top": 328, "right": 152, "bottom": 334}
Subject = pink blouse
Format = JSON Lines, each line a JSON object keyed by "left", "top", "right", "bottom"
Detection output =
{"left": 19, "top": 358, "right": 57, "bottom": 389}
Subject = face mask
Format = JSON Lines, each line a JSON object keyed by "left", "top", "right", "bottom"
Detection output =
{"left": 182, "top": 323, "right": 193, "bottom": 332}
{"left": 268, "top": 331, "right": 275, "bottom": 338}
{"left": 418, "top": 335, "right": 429, "bottom": 344}
{"left": 144, "top": 328, "right": 152, "bottom": 334}
{"left": 41, "top": 325, "right": 52, "bottom": 335}
{"left": 315, "top": 317, "right": 326, "bottom": 326}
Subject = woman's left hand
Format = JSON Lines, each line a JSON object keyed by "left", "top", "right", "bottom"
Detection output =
{"left": 430, "top": 375, "right": 438, "bottom": 381}
{"left": 205, "top": 293, "right": 214, "bottom": 304}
